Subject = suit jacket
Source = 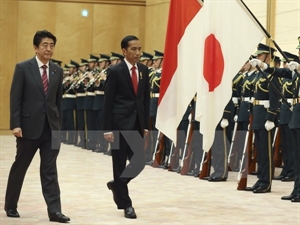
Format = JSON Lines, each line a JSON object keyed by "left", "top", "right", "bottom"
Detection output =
{"left": 103, "top": 60, "right": 150, "bottom": 133}
{"left": 10, "top": 57, "right": 63, "bottom": 140}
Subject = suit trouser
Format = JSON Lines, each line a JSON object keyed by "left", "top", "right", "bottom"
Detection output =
{"left": 254, "top": 128, "right": 274, "bottom": 189}
{"left": 110, "top": 119, "right": 146, "bottom": 209}
{"left": 5, "top": 118, "right": 61, "bottom": 215}
{"left": 291, "top": 129, "right": 300, "bottom": 196}
{"left": 280, "top": 124, "right": 294, "bottom": 177}
{"left": 76, "top": 109, "right": 85, "bottom": 146}
{"left": 211, "top": 128, "right": 230, "bottom": 178}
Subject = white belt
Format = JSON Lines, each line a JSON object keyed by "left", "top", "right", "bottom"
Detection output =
{"left": 76, "top": 93, "right": 85, "bottom": 97}
{"left": 242, "top": 97, "right": 250, "bottom": 102}
{"left": 86, "top": 92, "right": 95, "bottom": 96}
{"left": 150, "top": 93, "right": 160, "bottom": 98}
{"left": 95, "top": 91, "right": 104, "bottom": 95}
{"left": 253, "top": 100, "right": 269, "bottom": 108}
{"left": 232, "top": 97, "right": 239, "bottom": 104}
{"left": 62, "top": 94, "right": 66, "bottom": 98}
{"left": 65, "top": 94, "right": 76, "bottom": 98}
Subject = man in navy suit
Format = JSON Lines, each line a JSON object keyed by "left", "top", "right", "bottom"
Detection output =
{"left": 103, "top": 35, "right": 150, "bottom": 219}
{"left": 4, "top": 30, "right": 70, "bottom": 223}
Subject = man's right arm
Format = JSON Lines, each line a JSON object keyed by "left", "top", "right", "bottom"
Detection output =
{"left": 10, "top": 63, "right": 24, "bottom": 131}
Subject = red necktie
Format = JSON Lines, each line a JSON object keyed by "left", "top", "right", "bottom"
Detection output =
{"left": 41, "top": 65, "right": 48, "bottom": 95}
{"left": 131, "top": 66, "right": 138, "bottom": 94}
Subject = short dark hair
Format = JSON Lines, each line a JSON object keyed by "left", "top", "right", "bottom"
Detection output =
{"left": 33, "top": 30, "right": 57, "bottom": 47}
{"left": 121, "top": 35, "right": 139, "bottom": 49}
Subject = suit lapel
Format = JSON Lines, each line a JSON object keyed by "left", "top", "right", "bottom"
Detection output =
{"left": 29, "top": 57, "right": 45, "bottom": 96}
{"left": 137, "top": 63, "right": 144, "bottom": 95}
{"left": 47, "top": 62, "right": 56, "bottom": 98}
{"left": 121, "top": 61, "right": 135, "bottom": 95}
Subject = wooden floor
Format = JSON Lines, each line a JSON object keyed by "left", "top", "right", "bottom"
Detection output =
{"left": 0, "top": 135, "right": 299, "bottom": 225}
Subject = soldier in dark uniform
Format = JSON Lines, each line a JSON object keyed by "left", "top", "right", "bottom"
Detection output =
{"left": 93, "top": 54, "right": 110, "bottom": 153}
{"left": 204, "top": 70, "right": 244, "bottom": 181}
{"left": 140, "top": 51, "right": 153, "bottom": 69}
{"left": 148, "top": 51, "right": 171, "bottom": 167}
{"left": 258, "top": 37, "right": 300, "bottom": 201}
{"left": 84, "top": 54, "right": 99, "bottom": 150}
{"left": 63, "top": 60, "right": 79, "bottom": 145}
{"left": 74, "top": 58, "right": 88, "bottom": 148}
{"left": 61, "top": 65, "right": 70, "bottom": 143}
{"left": 245, "top": 43, "right": 280, "bottom": 193}
{"left": 51, "top": 59, "right": 62, "bottom": 67}
{"left": 273, "top": 52, "right": 299, "bottom": 182}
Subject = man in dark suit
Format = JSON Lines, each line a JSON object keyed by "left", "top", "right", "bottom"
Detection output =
{"left": 4, "top": 30, "right": 70, "bottom": 223}
{"left": 103, "top": 35, "right": 150, "bottom": 219}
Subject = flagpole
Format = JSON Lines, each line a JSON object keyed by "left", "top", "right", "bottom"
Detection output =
{"left": 240, "top": 0, "right": 300, "bottom": 78}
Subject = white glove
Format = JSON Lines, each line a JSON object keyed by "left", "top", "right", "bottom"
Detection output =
{"left": 234, "top": 115, "right": 238, "bottom": 122}
{"left": 249, "top": 59, "right": 268, "bottom": 70}
{"left": 289, "top": 105, "right": 293, "bottom": 112}
{"left": 220, "top": 119, "right": 229, "bottom": 128}
{"left": 287, "top": 61, "right": 299, "bottom": 71}
{"left": 264, "top": 120, "right": 275, "bottom": 131}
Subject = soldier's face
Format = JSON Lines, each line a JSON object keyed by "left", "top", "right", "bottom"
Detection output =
{"left": 122, "top": 40, "right": 142, "bottom": 65}
{"left": 34, "top": 37, "right": 55, "bottom": 63}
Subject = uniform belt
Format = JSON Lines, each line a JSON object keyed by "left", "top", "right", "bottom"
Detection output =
{"left": 95, "top": 91, "right": 104, "bottom": 95}
{"left": 253, "top": 100, "right": 269, "bottom": 108}
{"left": 294, "top": 97, "right": 300, "bottom": 104}
{"left": 62, "top": 94, "right": 66, "bottom": 98}
{"left": 64, "top": 94, "right": 76, "bottom": 98}
{"left": 86, "top": 92, "right": 95, "bottom": 96}
{"left": 150, "top": 93, "right": 160, "bottom": 98}
{"left": 76, "top": 93, "right": 86, "bottom": 97}
{"left": 242, "top": 97, "right": 250, "bottom": 102}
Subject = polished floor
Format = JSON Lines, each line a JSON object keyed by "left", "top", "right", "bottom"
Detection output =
{"left": 0, "top": 135, "right": 299, "bottom": 225}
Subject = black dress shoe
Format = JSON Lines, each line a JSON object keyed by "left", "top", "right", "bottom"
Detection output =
{"left": 281, "top": 194, "right": 295, "bottom": 200}
{"left": 124, "top": 207, "right": 137, "bottom": 219}
{"left": 281, "top": 176, "right": 294, "bottom": 182}
{"left": 273, "top": 175, "right": 284, "bottom": 180}
{"left": 253, "top": 186, "right": 271, "bottom": 193}
{"left": 208, "top": 177, "right": 227, "bottom": 182}
{"left": 49, "top": 212, "right": 70, "bottom": 223}
{"left": 245, "top": 185, "right": 259, "bottom": 191}
{"left": 5, "top": 208, "right": 20, "bottom": 217}
{"left": 291, "top": 196, "right": 300, "bottom": 202}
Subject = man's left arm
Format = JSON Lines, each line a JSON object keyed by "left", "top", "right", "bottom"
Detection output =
{"left": 143, "top": 66, "right": 150, "bottom": 131}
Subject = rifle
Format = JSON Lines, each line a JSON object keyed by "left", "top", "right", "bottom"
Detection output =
{"left": 168, "top": 130, "right": 180, "bottom": 171}
{"left": 180, "top": 114, "right": 194, "bottom": 175}
{"left": 164, "top": 142, "right": 174, "bottom": 169}
{"left": 228, "top": 119, "right": 238, "bottom": 171}
{"left": 273, "top": 127, "right": 282, "bottom": 168}
{"left": 199, "top": 149, "right": 211, "bottom": 179}
{"left": 247, "top": 114, "right": 256, "bottom": 174}
{"left": 152, "top": 132, "right": 164, "bottom": 168}
{"left": 237, "top": 130, "right": 250, "bottom": 190}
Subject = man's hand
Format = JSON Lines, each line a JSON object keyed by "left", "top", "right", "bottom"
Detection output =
{"left": 287, "top": 61, "right": 299, "bottom": 72}
{"left": 12, "top": 127, "right": 22, "bottom": 138}
{"left": 143, "top": 130, "right": 148, "bottom": 138}
{"left": 264, "top": 120, "right": 275, "bottom": 131}
{"left": 220, "top": 119, "right": 229, "bottom": 128}
{"left": 104, "top": 132, "right": 114, "bottom": 142}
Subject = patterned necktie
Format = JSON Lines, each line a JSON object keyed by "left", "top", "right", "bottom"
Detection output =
{"left": 41, "top": 65, "right": 48, "bottom": 95}
{"left": 131, "top": 66, "right": 138, "bottom": 94}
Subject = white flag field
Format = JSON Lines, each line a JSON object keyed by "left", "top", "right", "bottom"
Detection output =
{"left": 156, "top": 0, "right": 264, "bottom": 152}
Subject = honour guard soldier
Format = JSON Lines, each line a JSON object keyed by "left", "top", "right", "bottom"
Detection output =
{"left": 51, "top": 59, "right": 62, "bottom": 67}
{"left": 273, "top": 52, "right": 299, "bottom": 182}
{"left": 109, "top": 52, "right": 124, "bottom": 66}
{"left": 63, "top": 60, "right": 79, "bottom": 144}
{"left": 84, "top": 54, "right": 99, "bottom": 150}
{"left": 140, "top": 51, "right": 154, "bottom": 71}
{"left": 260, "top": 37, "right": 300, "bottom": 201}
{"left": 245, "top": 43, "right": 280, "bottom": 193}
{"left": 93, "top": 54, "right": 110, "bottom": 153}
{"left": 74, "top": 58, "right": 88, "bottom": 148}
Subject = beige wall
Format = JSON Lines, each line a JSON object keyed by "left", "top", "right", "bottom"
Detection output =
{"left": 1, "top": 0, "right": 299, "bottom": 130}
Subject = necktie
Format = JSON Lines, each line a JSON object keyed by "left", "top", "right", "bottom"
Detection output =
{"left": 131, "top": 66, "right": 138, "bottom": 94}
{"left": 41, "top": 65, "right": 48, "bottom": 95}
